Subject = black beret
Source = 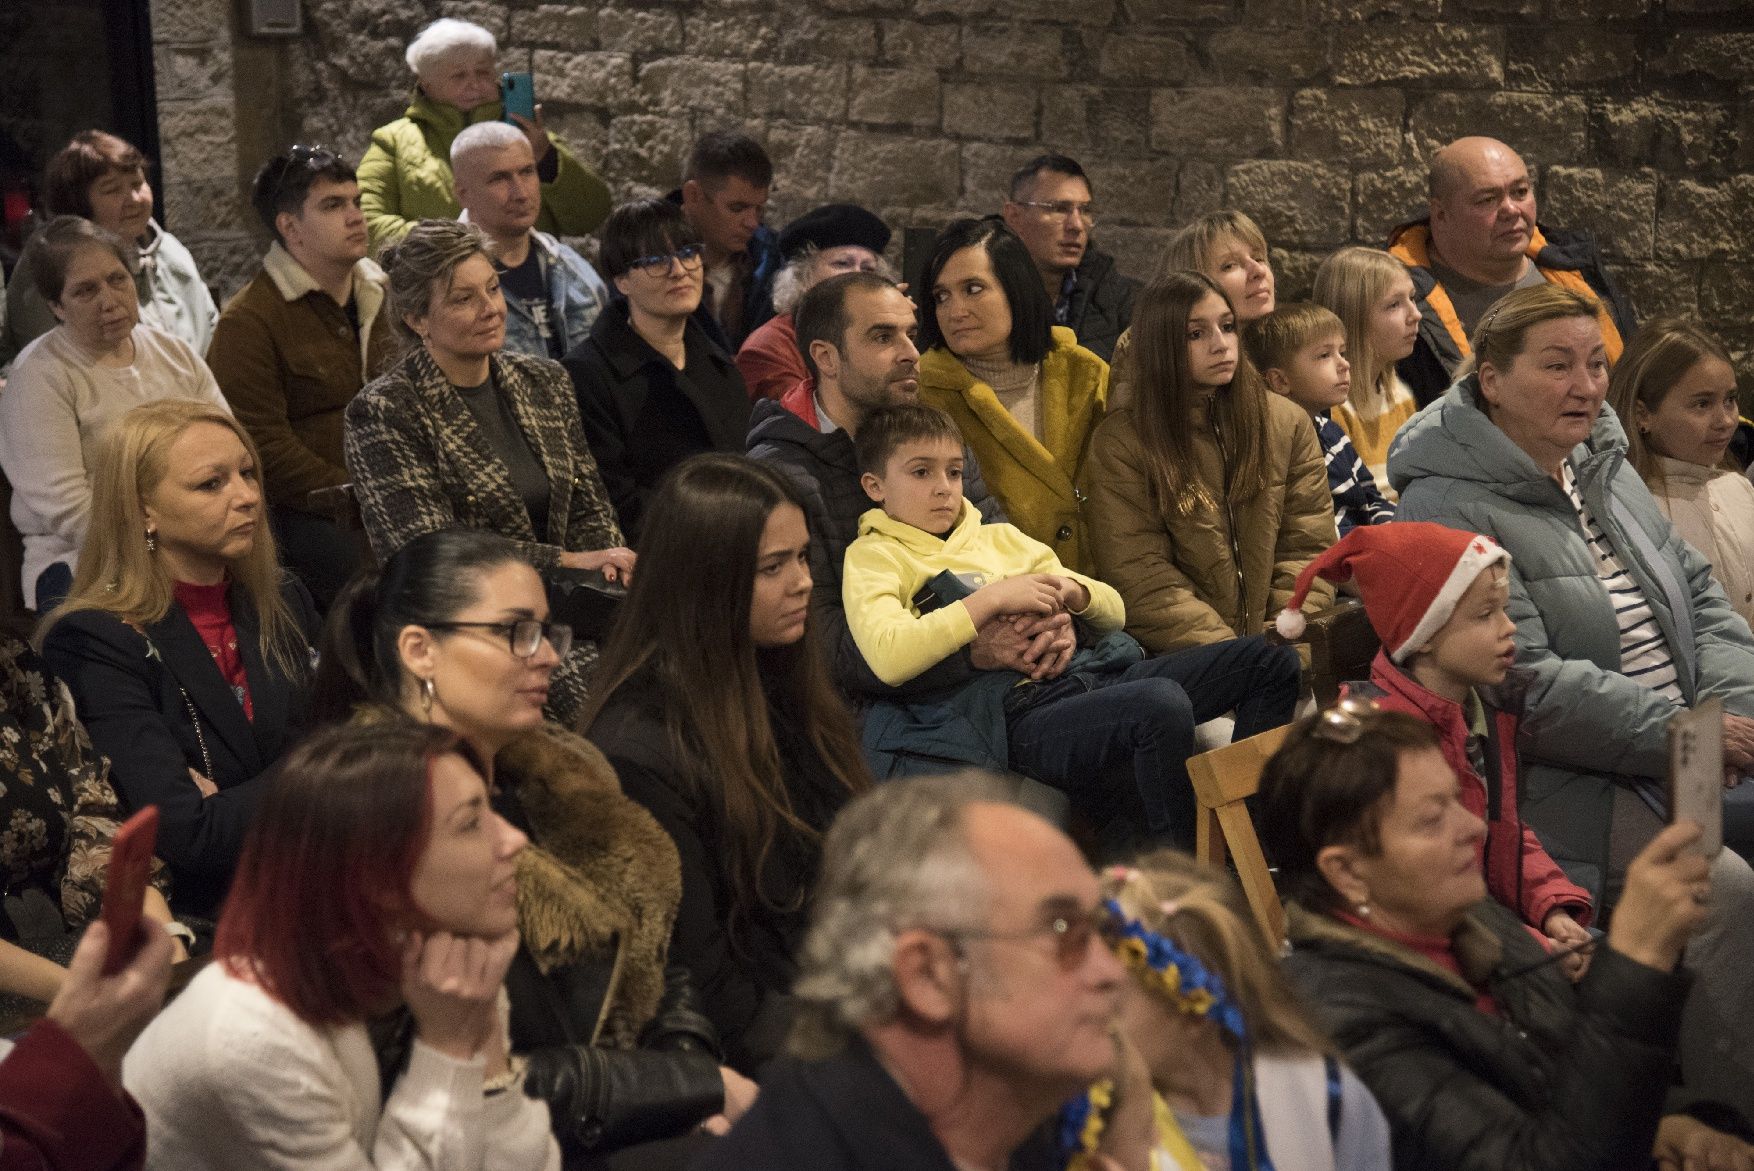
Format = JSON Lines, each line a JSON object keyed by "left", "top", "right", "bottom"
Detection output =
{"left": 777, "top": 203, "right": 891, "bottom": 260}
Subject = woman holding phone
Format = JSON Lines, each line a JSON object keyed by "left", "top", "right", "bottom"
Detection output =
{"left": 124, "top": 721, "right": 559, "bottom": 1170}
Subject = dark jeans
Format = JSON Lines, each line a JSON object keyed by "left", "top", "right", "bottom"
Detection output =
{"left": 270, "top": 506, "right": 362, "bottom": 613}
{"left": 1006, "top": 635, "right": 1301, "bottom": 850}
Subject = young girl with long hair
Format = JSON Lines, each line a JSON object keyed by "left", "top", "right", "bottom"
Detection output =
{"left": 1312, "top": 247, "right": 1423, "bottom": 494}
{"left": 1083, "top": 271, "right": 1336, "bottom": 656}
{"left": 581, "top": 454, "right": 872, "bottom": 1072}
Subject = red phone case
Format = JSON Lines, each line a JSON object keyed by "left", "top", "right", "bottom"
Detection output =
{"left": 99, "top": 807, "right": 159, "bottom": 975}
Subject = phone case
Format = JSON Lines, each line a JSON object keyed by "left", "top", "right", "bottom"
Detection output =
{"left": 1668, "top": 696, "right": 1724, "bottom": 860}
{"left": 99, "top": 806, "right": 159, "bottom": 975}
{"left": 501, "top": 72, "right": 536, "bottom": 123}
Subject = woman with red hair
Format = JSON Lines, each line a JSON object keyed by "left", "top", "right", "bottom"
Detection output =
{"left": 121, "top": 721, "right": 559, "bottom": 1170}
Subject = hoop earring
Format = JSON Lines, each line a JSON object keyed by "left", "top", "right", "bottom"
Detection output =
{"left": 419, "top": 677, "right": 435, "bottom": 717}
{"left": 145, "top": 528, "right": 157, "bottom": 553}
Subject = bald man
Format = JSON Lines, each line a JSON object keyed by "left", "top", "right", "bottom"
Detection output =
{"left": 1385, "top": 136, "right": 1635, "bottom": 405}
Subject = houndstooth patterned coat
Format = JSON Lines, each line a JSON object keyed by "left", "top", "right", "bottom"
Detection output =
{"left": 345, "top": 344, "right": 623, "bottom": 724}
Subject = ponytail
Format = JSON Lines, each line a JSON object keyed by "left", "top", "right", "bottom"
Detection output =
{"left": 310, "top": 568, "right": 391, "bottom": 726}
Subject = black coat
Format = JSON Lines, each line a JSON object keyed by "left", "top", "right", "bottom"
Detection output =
{"left": 41, "top": 578, "right": 317, "bottom": 918}
{"left": 1283, "top": 899, "right": 1690, "bottom": 1171}
{"left": 564, "top": 300, "right": 752, "bottom": 542}
{"left": 1061, "top": 246, "right": 1138, "bottom": 364}
{"left": 745, "top": 397, "right": 1005, "bottom": 701}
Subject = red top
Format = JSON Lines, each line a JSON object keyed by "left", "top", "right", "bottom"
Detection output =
{"left": 0, "top": 1019, "right": 146, "bottom": 1170}
{"left": 174, "top": 580, "right": 253, "bottom": 721}
{"left": 735, "top": 312, "right": 808, "bottom": 404}
{"left": 1336, "top": 909, "right": 1501, "bottom": 1017}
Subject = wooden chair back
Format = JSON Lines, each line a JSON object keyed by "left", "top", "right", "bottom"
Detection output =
{"left": 1302, "top": 599, "right": 1380, "bottom": 706}
{"left": 1186, "top": 725, "right": 1290, "bottom": 949}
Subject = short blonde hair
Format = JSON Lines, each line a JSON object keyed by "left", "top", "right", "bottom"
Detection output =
{"left": 405, "top": 18, "right": 495, "bottom": 77}
{"left": 1158, "top": 210, "right": 1270, "bottom": 281}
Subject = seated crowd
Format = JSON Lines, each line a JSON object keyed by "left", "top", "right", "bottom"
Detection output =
{"left": 1, "top": 16, "right": 1752, "bottom": 1169}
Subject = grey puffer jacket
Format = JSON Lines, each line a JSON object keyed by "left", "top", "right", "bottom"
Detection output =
{"left": 1388, "top": 377, "right": 1754, "bottom": 900}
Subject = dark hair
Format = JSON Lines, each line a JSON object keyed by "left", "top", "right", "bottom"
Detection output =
{"left": 598, "top": 197, "right": 704, "bottom": 281}
{"left": 582, "top": 455, "right": 871, "bottom": 935}
{"left": 1256, "top": 710, "right": 1441, "bottom": 913}
{"left": 682, "top": 130, "right": 773, "bottom": 191}
{"left": 27, "top": 215, "right": 133, "bottom": 304}
{"left": 251, "top": 145, "right": 358, "bottom": 245}
{"left": 794, "top": 270, "right": 902, "bottom": 384}
{"left": 916, "top": 218, "right": 1053, "bottom": 366}
{"left": 312, "top": 529, "right": 528, "bottom": 725}
{"left": 1008, "top": 153, "right": 1090, "bottom": 201}
{"left": 1609, "top": 317, "right": 1739, "bottom": 489}
{"left": 213, "top": 722, "right": 479, "bottom": 1026}
{"left": 1243, "top": 301, "right": 1346, "bottom": 377}
{"left": 854, "top": 403, "right": 963, "bottom": 478}
{"left": 42, "top": 130, "right": 147, "bottom": 220}
{"left": 1129, "top": 270, "right": 1273, "bottom": 516}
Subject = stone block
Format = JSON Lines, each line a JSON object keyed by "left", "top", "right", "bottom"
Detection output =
{"left": 1701, "top": 263, "right": 1754, "bottom": 329}
{"left": 637, "top": 58, "right": 746, "bottom": 114}
{"left": 1332, "top": 25, "right": 1504, "bottom": 88}
{"left": 1289, "top": 89, "right": 1405, "bottom": 168}
{"left": 1354, "top": 166, "right": 1427, "bottom": 245}
{"left": 819, "top": 0, "right": 908, "bottom": 11}
{"left": 1506, "top": 29, "right": 1637, "bottom": 90}
{"left": 1272, "top": 248, "right": 1326, "bottom": 301}
{"left": 1595, "top": 99, "right": 1732, "bottom": 173}
{"left": 1547, "top": 0, "right": 1645, "bottom": 13}
{"left": 832, "top": 131, "right": 960, "bottom": 208}
{"left": 1096, "top": 34, "right": 1193, "bottom": 83}
{"left": 1409, "top": 91, "right": 1589, "bottom": 165}
{"left": 149, "top": 0, "right": 232, "bottom": 44}
{"left": 438, "top": 0, "right": 506, "bottom": 36}
{"left": 1242, "top": 0, "right": 1308, "bottom": 22}
{"left": 1739, "top": 108, "right": 1754, "bottom": 171}
{"left": 684, "top": 15, "right": 781, "bottom": 59}
{"left": 1006, "top": 0, "right": 1116, "bottom": 23}
{"left": 1541, "top": 167, "right": 1656, "bottom": 260}
{"left": 1225, "top": 161, "right": 1351, "bottom": 248}
{"left": 748, "top": 63, "right": 849, "bottom": 122}
{"left": 915, "top": 0, "right": 1005, "bottom": 15}
{"left": 775, "top": 17, "right": 879, "bottom": 64}
{"left": 1448, "top": 0, "right": 1537, "bottom": 14}
{"left": 1089, "top": 89, "right": 1154, "bottom": 156}
{"left": 160, "top": 179, "right": 251, "bottom": 238}
{"left": 509, "top": 5, "right": 597, "bottom": 49}
{"left": 1040, "top": 86, "right": 1096, "bottom": 152}
{"left": 848, "top": 66, "right": 940, "bottom": 129}
{"left": 180, "top": 232, "right": 261, "bottom": 301}
{"left": 1101, "top": 226, "right": 1175, "bottom": 280}
{"left": 960, "top": 142, "right": 1017, "bottom": 207}
{"left": 1667, "top": 0, "right": 1746, "bottom": 9}
{"left": 596, "top": 9, "right": 684, "bottom": 54}
{"left": 763, "top": 123, "right": 838, "bottom": 205}
{"left": 152, "top": 43, "right": 234, "bottom": 104}
{"left": 1657, "top": 177, "right": 1754, "bottom": 262}
{"left": 943, "top": 84, "right": 1038, "bottom": 141}
{"left": 157, "top": 101, "right": 236, "bottom": 186}
{"left": 1084, "top": 159, "right": 1177, "bottom": 226}
{"left": 881, "top": 20, "right": 961, "bottom": 69}
{"left": 1311, "top": 0, "right": 1440, "bottom": 19}
{"left": 1207, "top": 27, "right": 1331, "bottom": 85}
{"left": 1175, "top": 161, "right": 1226, "bottom": 223}
{"left": 1652, "top": 33, "right": 1754, "bottom": 83}
{"left": 532, "top": 50, "right": 638, "bottom": 110}
{"left": 1151, "top": 88, "right": 1284, "bottom": 157}
{"left": 962, "top": 24, "right": 1065, "bottom": 77}
{"left": 1616, "top": 262, "right": 1698, "bottom": 324}
{"left": 603, "top": 113, "right": 694, "bottom": 189}
{"left": 541, "top": 108, "right": 609, "bottom": 161}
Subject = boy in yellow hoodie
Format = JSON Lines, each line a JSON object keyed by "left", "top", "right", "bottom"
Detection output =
{"left": 843, "top": 403, "right": 1301, "bottom": 849}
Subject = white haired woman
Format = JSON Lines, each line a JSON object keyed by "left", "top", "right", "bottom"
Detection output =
{"left": 357, "top": 17, "right": 610, "bottom": 252}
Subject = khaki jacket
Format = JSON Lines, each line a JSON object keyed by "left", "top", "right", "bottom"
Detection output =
{"left": 1082, "top": 393, "right": 1337, "bottom": 653}
{"left": 918, "top": 326, "right": 1108, "bottom": 573}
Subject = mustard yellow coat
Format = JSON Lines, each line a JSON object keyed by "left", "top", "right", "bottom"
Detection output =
{"left": 918, "top": 326, "right": 1109, "bottom": 574}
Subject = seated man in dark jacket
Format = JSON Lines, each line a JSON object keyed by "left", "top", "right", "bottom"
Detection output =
{"left": 700, "top": 772, "right": 1124, "bottom": 1171}
{"left": 745, "top": 271, "right": 1073, "bottom": 703}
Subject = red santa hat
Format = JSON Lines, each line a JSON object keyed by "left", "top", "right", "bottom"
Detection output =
{"left": 1275, "top": 523, "right": 1511, "bottom": 663}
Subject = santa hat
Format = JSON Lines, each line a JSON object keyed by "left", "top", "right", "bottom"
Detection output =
{"left": 1274, "top": 523, "right": 1511, "bottom": 663}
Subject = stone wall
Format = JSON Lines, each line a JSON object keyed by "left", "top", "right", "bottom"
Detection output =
{"left": 151, "top": 0, "right": 1754, "bottom": 373}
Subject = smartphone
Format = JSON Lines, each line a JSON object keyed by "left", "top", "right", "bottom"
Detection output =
{"left": 501, "top": 72, "right": 537, "bottom": 124}
{"left": 1668, "top": 696, "right": 1724, "bottom": 860}
{"left": 99, "top": 806, "right": 159, "bottom": 975}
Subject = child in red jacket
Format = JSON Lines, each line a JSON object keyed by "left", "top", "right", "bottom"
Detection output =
{"left": 1276, "top": 522, "right": 1595, "bottom": 969}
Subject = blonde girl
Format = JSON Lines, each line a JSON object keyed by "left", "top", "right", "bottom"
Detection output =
{"left": 1312, "top": 248, "right": 1423, "bottom": 494}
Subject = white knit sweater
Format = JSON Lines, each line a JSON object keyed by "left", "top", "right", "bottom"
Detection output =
{"left": 122, "top": 962, "right": 558, "bottom": 1171}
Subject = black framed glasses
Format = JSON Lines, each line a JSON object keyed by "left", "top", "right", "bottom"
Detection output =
{"left": 424, "top": 619, "right": 573, "bottom": 660}
{"left": 629, "top": 243, "right": 705, "bottom": 275}
{"left": 946, "top": 903, "right": 1119, "bottom": 970}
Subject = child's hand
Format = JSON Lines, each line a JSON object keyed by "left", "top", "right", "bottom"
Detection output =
{"left": 1543, "top": 908, "right": 1593, "bottom": 983}
{"left": 1050, "top": 575, "right": 1090, "bottom": 613}
{"left": 965, "top": 575, "right": 1062, "bottom": 627}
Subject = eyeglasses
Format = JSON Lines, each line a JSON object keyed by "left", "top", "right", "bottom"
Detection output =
{"left": 1311, "top": 695, "right": 1382, "bottom": 745}
{"left": 260, "top": 144, "right": 340, "bottom": 197}
{"left": 423, "top": 619, "right": 573, "bottom": 660}
{"left": 1012, "top": 200, "right": 1097, "bottom": 226}
{"left": 628, "top": 243, "right": 705, "bottom": 275}
{"left": 946, "top": 903, "right": 1119, "bottom": 970}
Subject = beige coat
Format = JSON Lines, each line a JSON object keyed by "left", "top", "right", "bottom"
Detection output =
{"left": 1652, "top": 456, "right": 1754, "bottom": 629}
{"left": 1081, "top": 392, "right": 1337, "bottom": 654}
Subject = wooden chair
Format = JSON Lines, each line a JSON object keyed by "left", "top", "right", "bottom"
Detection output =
{"left": 1300, "top": 599, "right": 1380, "bottom": 706}
{"left": 1187, "top": 725, "right": 1290, "bottom": 949}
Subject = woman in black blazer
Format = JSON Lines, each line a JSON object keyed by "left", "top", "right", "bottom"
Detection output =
{"left": 41, "top": 400, "right": 316, "bottom": 922}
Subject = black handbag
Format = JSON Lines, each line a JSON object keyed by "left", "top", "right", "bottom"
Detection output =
{"left": 546, "top": 567, "right": 628, "bottom": 642}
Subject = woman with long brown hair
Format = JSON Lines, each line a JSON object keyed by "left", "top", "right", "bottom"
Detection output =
{"left": 581, "top": 454, "right": 871, "bottom": 1072}
{"left": 1083, "top": 270, "right": 1335, "bottom": 656}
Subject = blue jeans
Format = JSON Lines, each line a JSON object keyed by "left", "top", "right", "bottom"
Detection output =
{"left": 1006, "top": 635, "right": 1301, "bottom": 850}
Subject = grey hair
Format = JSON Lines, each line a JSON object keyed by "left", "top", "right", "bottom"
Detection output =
{"left": 406, "top": 18, "right": 496, "bottom": 76}
{"left": 380, "top": 218, "right": 492, "bottom": 341}
{"left": 770, "top": 244, "right": 900, "bottom": 316}
{"left": 786, "top": 771, "right": 1018, "bottom": 1060}
{"left": 28, "top": 215, "right": 134, "bottom": 304}
{"left": 451, "top": 120, "right": 528, "bottom": 171}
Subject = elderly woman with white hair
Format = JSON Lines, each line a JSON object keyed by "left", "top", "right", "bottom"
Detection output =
{"left": 357, "top": 16, "right": 610, "bottom": 252}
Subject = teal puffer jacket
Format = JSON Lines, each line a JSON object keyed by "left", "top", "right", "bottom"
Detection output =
{"left": 1388, "top": 377, "right": 1754, "bottom": 899}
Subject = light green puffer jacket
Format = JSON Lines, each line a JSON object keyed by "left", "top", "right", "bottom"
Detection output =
{"left": 1389, "top": 376, "right": 1754, "bottom": 901}
{"left": 358, "top": 91, "right": 612, "bottom": 253}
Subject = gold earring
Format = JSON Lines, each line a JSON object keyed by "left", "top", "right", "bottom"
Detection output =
{"left": 145, "top": 528, "right": 157, "bottom": 553}
{"left": 420, "top": 677, "right": 435, "bottom": 716}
